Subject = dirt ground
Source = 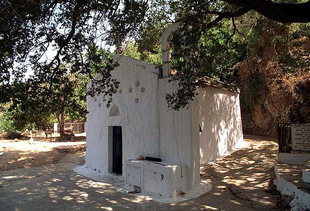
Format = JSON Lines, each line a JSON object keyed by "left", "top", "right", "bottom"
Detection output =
{"left": 0, "top": 150, "right": 66, "bottom": 171}
{"left": 0, "top": 139, "right": 84, "bottom": 171}
{"left": 199, "top": 135, "right": 285, "bottom": 210}
{"left": 0, "top": 135, "right": 287, "bottom": 210}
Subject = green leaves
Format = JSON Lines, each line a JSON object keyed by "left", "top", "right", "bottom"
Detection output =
{"left": 86, "top": 47, "right": 120, "bottom": 108}
{"left": 0, "top": 0, "right": 309, "bottom": 114}
{"left": 167, "top": 18, "right": 245, "bottom": 109}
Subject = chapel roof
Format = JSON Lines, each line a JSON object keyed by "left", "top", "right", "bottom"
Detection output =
{"left": 197, "top": 77, "right": 240, "bottom": 93}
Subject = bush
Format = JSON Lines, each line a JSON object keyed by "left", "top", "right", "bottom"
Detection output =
{"left": 1, "top": 131, "right": 25, "bottom": 139}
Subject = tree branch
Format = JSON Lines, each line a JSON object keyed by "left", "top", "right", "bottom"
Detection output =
{"left": 222, "top": 0, "right": 310, "bottom": 23}
{"left": 226, "top": 17, "right": 237, "bottom": 45}
{"left": 47, "top": 1, "right": 81, "bottom": 92}
{"left": 202, "top": 7, "right": 250, "bottom": 29}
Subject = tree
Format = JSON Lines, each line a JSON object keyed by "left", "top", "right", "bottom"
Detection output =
{"left": 165, "top": 1, "right": 310, "bottom": 109}
{"left": 0, "top": 0, "right": 309, "bottom": 110}
{"left": 46, "top": 71, "right": 88, "bottom": 137}
{"left": 2, "top": 70, "right": 88, "bottom": 137}
{"left": 0, "top": 0, "right": 143, "bottom": 107}
{"left": 0, "top": 104, "right": 19, "bottom": 136}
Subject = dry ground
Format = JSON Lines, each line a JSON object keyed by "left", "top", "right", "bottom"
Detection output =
{"left": 0, "top": 150, "right": 65, "bottom": 171}
{"left": 0, "top": 135, "right": 287, "bottom": 210}
{"left": 198, "top": 135, "right": 285, "bottom": 210}
{"left": 0, "top": 139, "right": 85, "bottom": 171}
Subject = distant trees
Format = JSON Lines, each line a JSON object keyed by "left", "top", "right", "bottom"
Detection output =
{"left": 0, "top": 45, "right": 118, "bottom": 137}
{"left": 0, "top": 71, "right": 87, "bottom": 137}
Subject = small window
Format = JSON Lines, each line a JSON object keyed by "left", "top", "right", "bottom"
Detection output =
{"left": 199, "top": 124, "right": 203, "bottom": 133}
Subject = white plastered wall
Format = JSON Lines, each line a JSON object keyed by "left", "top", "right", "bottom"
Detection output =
{"left": 85, "top": 56, "right": 244, "bottom": 195}
{"left": 85, "top": 56, "right": 160, "bottom": 174}
{"left": 158, "top": 81, "right": 243, "bottom": 192}
{"left": 191, "top": 87, "right": 244, "bottom": 164}
{"left": 158, "top": 78, "right": 200, "bottom": 191}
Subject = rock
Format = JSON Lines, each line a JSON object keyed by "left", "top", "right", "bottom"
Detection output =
{"left": 235, "top": 36, "right": 310, "bottom": 137}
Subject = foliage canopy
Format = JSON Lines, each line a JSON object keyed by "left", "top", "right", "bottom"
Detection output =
{"left": 0, "top": 0, "right": 309, "bottom": 111}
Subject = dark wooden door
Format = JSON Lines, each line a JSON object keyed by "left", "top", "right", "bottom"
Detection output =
{"left": 112, "top": 126, "right": 122, "bottom": 175}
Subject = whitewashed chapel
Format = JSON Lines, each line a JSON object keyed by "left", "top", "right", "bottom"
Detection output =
{"left": 84, "top": 25, "right": 244, "bottom": 198}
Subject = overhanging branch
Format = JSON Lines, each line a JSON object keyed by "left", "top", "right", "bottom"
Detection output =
{"left": 222, "top": 0, "right": 310, "bottom": 23}
{"left": 202, "top": 7, "right": 250, "bottom": 29}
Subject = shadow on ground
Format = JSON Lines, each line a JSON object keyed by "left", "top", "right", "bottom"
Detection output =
{"left": 0, "top": 135, "right": 284, "bottom": 211}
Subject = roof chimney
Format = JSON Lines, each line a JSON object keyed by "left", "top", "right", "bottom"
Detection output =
{"left": 160, "top": 23, "right": 180, "bottom": 78}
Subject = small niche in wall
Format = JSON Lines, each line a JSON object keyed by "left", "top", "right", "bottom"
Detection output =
{"left": 135, "top": 81, "right": 140, "bottom": 87}
{"left": 109, "top": 104, "right": 120, "bottom": 117}
{"left": 141, "top": 87, "right": 145, "bottom": 93}
{"left": 199, "top": 124, "right": 203, "bottom": 134}
{"left": 129, "top": 87, "right": 133, "bottom": 93}
{"left": 135, "top": 98, "right": 139, "bottom": 103}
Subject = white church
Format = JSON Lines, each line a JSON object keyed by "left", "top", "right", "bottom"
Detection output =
{"left": 82, "top": 25, "right": 244, "bottom": 198}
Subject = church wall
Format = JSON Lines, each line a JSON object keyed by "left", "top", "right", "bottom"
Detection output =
{"left": 158, "top": 78, "right": 198, "bottom": 191}
{"left": 85, "top": 56, "right": 160, "bottom": 174}
{"left": 85, "top": 56, "right": 244, "bottom": 196}
{"left": 191, "top": 87, "right": 244, "bottom": 164}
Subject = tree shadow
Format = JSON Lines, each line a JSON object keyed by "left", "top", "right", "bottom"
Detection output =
{"left": 0, "top": 137, "right": 282, "bottom": 210}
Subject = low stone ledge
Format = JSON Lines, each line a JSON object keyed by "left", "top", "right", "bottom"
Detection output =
{"left": 274, "top": 163, "right": 310, "bottom": 210}
{"left": 278, "top": 153, "right": 310, "bottom": 165}
{"left": 302, "top": 160, "right": 310, "bottom": 183}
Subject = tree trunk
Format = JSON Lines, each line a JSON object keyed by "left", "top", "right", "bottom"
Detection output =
{"left": 115, "top": 35, "right": 123, "bottom": 54}
{"left": 58, "top": 112, "right": 66, "bottom": 137}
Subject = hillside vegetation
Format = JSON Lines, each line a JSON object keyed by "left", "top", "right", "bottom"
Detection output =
{"left": 235, "top": 21, "right": 310, "bottom": 136}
